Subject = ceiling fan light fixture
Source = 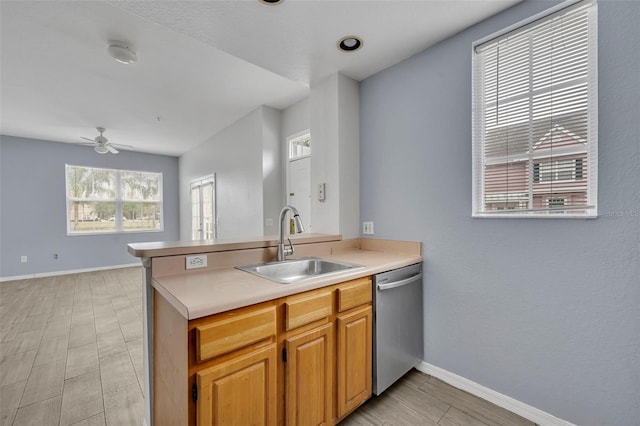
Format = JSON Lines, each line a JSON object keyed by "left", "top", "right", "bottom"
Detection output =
{"left": 337, "top": 36, "right": 363, "bottom": 52}
{"left": 259, "top": 0, "right": 284, "bottom": 5}
{"left": 94, "top": 145, "right": 109, "bottom": 154}
{"left": 107, "top": 41, "right": 137, "bottom": 65}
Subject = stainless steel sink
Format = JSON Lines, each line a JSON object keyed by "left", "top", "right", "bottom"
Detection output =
{"left": 236, "top": 257, "right": 364, "bottom": 284}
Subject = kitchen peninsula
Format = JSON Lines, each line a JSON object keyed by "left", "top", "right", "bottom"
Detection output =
{"left": 128, "top": 234, "right": 422, "bottom": 425}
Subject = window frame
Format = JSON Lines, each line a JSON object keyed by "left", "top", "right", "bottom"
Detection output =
{"left": 65, "top": 164, "right": 164, "bottom": 235}
{"left": 471, "top": 0, "right": 598, "bottom": 219}
{"left": 287, "top": 130, "right": 311, "bottom": 161}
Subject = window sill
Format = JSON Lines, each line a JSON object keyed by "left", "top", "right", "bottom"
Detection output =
{"left": 472, "top": 213, "right": 598, "bottom": 219}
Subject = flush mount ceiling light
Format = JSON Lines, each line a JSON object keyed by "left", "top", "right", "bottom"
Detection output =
{"left": 94, "top": 145, "right": 109, "bottom": 154}
{"left": 337, "top": 36, "right": 363, "bottom": 52}
{"left": 259, "top": 0, "right": 284, "bottom": 5}
{"left": 107, "top": 41, "right": 137, "bottom": 65}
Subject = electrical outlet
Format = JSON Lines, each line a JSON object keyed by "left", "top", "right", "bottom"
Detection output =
{"left": 265, "top": 218, "right": 273, "bottom": 227}
{"left": 186, "top": 255, "right": 207, "bottom": 270}
{"left": 363, "top": 221, "right": 374, "bottom": 235}
{"left": 53, "top": 253, "right": 58, "bottom": 260}
{"left": 20, "top": 255, "right": 28, "bottom": 263}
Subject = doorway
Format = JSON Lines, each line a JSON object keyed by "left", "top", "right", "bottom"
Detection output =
{"left": 287, "top": 131, "right": 311, "bottom": 232}
{"left": 191, "top": 174, "right": 216, "bottom": 240}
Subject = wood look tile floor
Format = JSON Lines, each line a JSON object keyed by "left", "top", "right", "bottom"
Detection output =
{"left": 339, "top": 370, "right": 535, "bottom": 426}
{"left": 1, "top": 268, "right": 144, "bottom": 426}
{"left": 1, "top": 268, "right": 534, "bottom": 426}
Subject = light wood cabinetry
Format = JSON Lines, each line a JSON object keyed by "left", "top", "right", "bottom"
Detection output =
{"left": 195, "top": 305, "right": 277, "bottom": 363}
{"left": 196, "top": 344, "right": 277, "bottom": 426}
{"left": 154, "top": 276, "right": 372, "bottom": 426}
{"left": 336, "top": 306, "right": 373, "bottom": 418}
{"left": 284, "top": 323, "right": 334, "bottom": 426}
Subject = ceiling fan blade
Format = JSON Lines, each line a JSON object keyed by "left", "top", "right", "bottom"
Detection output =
{"left": 80, "top": 137, "right": 95, "bottom": 142}
{"left": 106, "top": 144, "right": 119, "bottom": 154}
{"left": 111, "top": 143, "right": 134, "bottom": 149}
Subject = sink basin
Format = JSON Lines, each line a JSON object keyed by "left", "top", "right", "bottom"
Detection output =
{"left": 236, "top": 257, "right": 364, "bottom": 284}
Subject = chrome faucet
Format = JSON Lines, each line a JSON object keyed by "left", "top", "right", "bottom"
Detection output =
{"left": 277, "top": 205, "right": 305, "bottom": 261}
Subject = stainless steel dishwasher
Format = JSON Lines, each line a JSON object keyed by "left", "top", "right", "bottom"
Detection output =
{"left": 372, "top": 262, "right": 423, "bottom": 395}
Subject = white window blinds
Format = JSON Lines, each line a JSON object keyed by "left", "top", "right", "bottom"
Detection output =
{"left": 472, "top": 1, "right": 597, "bottom": 217}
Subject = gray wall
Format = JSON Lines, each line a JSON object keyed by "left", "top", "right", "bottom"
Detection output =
{"left": 360, "top": 1, "right": 640, "bottom": 425}
{"left": 0, "top": 135, "right": 180, "bottom": 278}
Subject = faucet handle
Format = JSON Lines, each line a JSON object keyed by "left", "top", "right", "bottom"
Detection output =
{"left": 285, "top": 237, "right": 295, "bottom": 257}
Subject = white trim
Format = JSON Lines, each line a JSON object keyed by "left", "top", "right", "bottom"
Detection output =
{"left": 416, "top": 361, "right": 576, "bottom": 426}
{"left": 0, "top": 262, "right": 141, "bottom": 282}
{"left": 473, "top": 0, "right": 587, "bottom": 50}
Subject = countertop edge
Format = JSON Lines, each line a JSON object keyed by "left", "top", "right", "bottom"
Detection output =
{"left": 128, "top": 233, "right": 342, "bottom": 258}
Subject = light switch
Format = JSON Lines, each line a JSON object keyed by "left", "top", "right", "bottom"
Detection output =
{"left": 317, "top": 183, "right": 326, "bottom": 201}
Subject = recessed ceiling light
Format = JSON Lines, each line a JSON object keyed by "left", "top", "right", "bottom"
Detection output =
{"left": 259, "top": 0, "right": 284, "bottom": 5}
{"left": 337, "top": 36, "right": 363, "bottom": 52}
{"left": 107, "top": 41, "right": 137, "bottom": 65}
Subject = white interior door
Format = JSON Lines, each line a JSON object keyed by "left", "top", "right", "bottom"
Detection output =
{"left": 288, "top": 157, "right": 311, "bottom": 232}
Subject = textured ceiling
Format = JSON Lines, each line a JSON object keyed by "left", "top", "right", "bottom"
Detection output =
{"left": 0, "top": 0, "right": 520, "bottom": 156}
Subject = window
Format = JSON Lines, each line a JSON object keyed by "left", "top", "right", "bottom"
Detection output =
{"left": 191, "top": 174, "right": 216, "bottom": 240}
{"left": 472, "top": 1, "right": 597, "bottom": 217}
{"left": 66, "top": 165, "right": 162, "bottom": 234}
{"left": 288, "top": 131, "right": 311, "bottom": 160}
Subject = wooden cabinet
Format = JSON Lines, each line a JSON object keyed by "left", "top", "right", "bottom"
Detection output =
{"left": 154, "top": 276, "right": 372, "bottom": 426}
{"left": 284, "top": 323, "right": 334, "bottom": 426}
{"left": 196, "top": 344, "right": 277, "bottom": 426}
{"left": 336, "top": 306, "right": 372, "bottom": 419}
{"left": 336, "top": 278, "right": 373, "bottom": 419}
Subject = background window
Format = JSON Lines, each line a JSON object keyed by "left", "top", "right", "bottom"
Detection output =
{"left": 472, "top": 1, "right": 597, "bottom": 217}
{"left": 66, "top": 165, "right": 163, "bottom": 234}
{"left": 288, "top": 132, "right": 311, "bottom": 160}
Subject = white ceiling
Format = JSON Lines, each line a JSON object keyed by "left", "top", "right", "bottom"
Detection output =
{"left": 0, "top": 0, "right": 520, "bottom": 157}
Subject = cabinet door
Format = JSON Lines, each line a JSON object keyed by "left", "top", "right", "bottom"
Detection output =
{"left": 196, "top": 344, "right": 277, "bottom": 426}
{"left": 285, "top": 323, "right": 334, "bottom": 426}
{"left": 336, "top": 306, "right": 372, "bottom": 419}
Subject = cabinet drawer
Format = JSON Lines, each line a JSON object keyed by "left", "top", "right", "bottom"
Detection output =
{"left": 195, "top": 306, "right": 276, "bottom": 363}
{"left": 284, "top": 290, "right": 332, "bottom": 331}
{"left": 337, "top": 278, "right": 372, "bottom": 312}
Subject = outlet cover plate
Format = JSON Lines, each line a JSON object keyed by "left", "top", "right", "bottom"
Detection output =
{"left": 186, "top": 255, "right": 207, "bottom": 270}
{"left": 363, "top": 221, "right": 374, "bottom": 235}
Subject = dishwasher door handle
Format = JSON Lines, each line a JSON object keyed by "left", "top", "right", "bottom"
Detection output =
{"left": 377, "top": 272, "right": 423, "bottom": 291}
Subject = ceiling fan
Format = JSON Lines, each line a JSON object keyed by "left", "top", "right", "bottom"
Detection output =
{"left": 80, "top": 127, "right": 133, "bottom": 154}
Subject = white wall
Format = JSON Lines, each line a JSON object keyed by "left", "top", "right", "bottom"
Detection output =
{"left": 337, "top": 74, "right": 360, "bottom": 239}
{"left": 310, "top": 74, "right": 340, "bottom": 235}
{"left": 262, "top": 106, "right": 284, "bottom": 236}
{"left": 179, "top": 108, "right": 264, "bottom": 240}
{"left": 179, "top": 77, "right": 358, "bottom": 242}
{"left": 281, "top": 97, "right": 310, "bottom": 140}
{"left": 309, "top": 73, "right": 360, "bottom": 238}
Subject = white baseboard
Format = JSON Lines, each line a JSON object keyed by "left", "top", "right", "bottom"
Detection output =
{"left": 0, "top": 262, "right": 142, "bottom": 282}
{"left": 416, "top": 361, "right": 576, "bottom": 426}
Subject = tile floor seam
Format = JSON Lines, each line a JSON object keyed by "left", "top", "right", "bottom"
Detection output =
{"left": 437, "top": 404, "right": 454, "bottom": 424}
